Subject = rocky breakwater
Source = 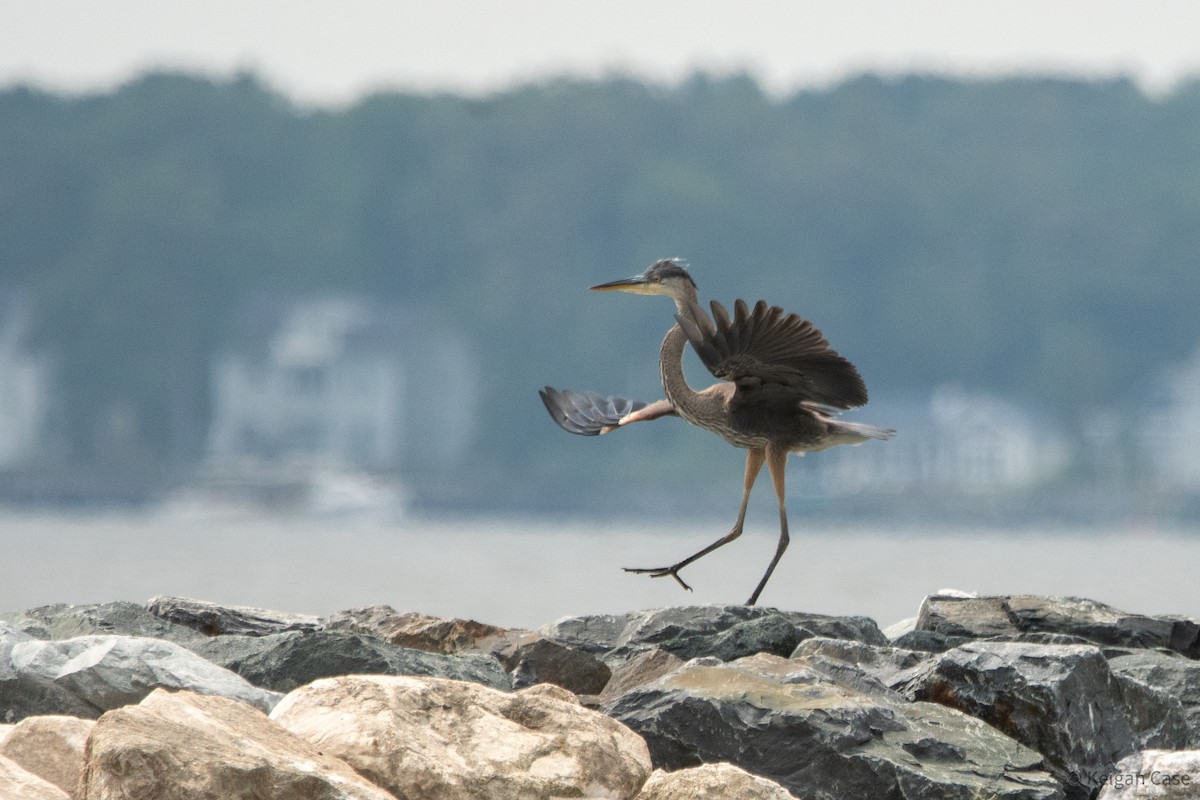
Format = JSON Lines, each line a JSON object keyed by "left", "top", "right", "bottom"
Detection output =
{"left": 0, "top": 594, "right": 1194, "bottom": 799}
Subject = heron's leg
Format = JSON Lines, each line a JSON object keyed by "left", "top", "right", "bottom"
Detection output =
{"left": 625, "top": 448, "right": 765, "bottom": 591}
{"left": 745, "top": 445, "right": 790, "bottom": 606}
{"left": 600, "top": 399, "right": 676, "bottom": 434}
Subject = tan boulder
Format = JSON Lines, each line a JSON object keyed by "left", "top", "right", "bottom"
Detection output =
{"left": 0, "top": 715, "right": 94, "bottom": 798}
{"left": 0, "top": 754, "right": 70, "bottom": 800}
{"left": 271, "top": 674, "right": 653, "bottom": 799}
{"left": 636, "top": 763, "right": 794, "bottom": 799}
{"left": 1095, "top": 749, "right": 1200, "bottom": 799}
{"left": 78, "top": 689, "right": 394, "bottom": 800}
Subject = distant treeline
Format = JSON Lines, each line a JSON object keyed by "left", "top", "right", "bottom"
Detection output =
{"left": 3, "top": 71, "right": 1200, "bottom": 495}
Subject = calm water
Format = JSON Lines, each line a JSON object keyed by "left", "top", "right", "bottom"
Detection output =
{"left": 3, "top": 509, "right": 1197, "bottom": 631}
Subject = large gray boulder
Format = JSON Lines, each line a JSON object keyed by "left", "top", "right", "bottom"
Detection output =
{"left": 321, "top": 605, "right": 508, "bottom": 653}
{"left": 0, "top": 602, "right": 202, "bottom": 645}
{"left": 542, "top": 605, "right": 885, "bottom": 664}
{"left": 5, "top": 634, "right": 280, "bottom": 716}
{"left": 899, "top": 641, "right": 1188, "bottom": 798}
{"left": 605, "top": 652, "right": 1062, "bottom": 800}
{"left": 190, "top": 628, "right": 511, "bottom": 692}
{"left": 790, "top": 636, "right": 932, "bottom": 696}
{"left": 146, "top": 596, "right": 319, "bottom": 638}
{"left": 916, "top": 595, "right": 1200, "bottom": 657}
{"left": 2, "top": 624, "right": 100, "bottom": 721}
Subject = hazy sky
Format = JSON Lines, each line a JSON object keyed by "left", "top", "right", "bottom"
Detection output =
{"left": 3, "top": 1, "right": 1199, "bottom": 105}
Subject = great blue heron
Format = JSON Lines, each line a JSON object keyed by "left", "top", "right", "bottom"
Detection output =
{"left": 540, "top": 258, "right": 893, "bottom": 606}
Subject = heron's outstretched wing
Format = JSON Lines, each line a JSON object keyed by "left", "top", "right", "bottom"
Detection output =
{"left": 539, "top": 387, "right": 676, "bottom": 436}
{"left": 675, "top": 299, "right": 868, "bottom": 409}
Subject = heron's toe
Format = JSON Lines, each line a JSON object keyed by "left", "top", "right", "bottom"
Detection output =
{"left": 623, "top": 565, "right": 693, "bottom": 592}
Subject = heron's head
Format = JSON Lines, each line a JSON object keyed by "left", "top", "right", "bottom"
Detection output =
{"left": 590, "top": 258, "right": 697, "bottom": 304}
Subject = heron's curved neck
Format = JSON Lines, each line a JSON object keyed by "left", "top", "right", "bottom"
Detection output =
{"left": 660, "top": 294, "right": 706, "bottom": 423}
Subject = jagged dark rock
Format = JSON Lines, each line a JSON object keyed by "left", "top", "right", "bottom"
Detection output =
{"left": 916, "top": 594, "right": 1200, "bottom": 658}
{"left": 1107, "top": 649, "right": 1200, "bottom": 748}
{"left": 898, "top": 640, "right": 1188, "bottom": 799}
{"left": 473, "top": 631, "right": 611, "bottom": 695}
{"left": 542, "top": 605, "right": 886, "bottom": 664}
{"left": 702, "top": 613, "right": 807, "bottom": 660}
{"left": 147, "top": 596, "right": 319, "bottom": 638}
{"left": 190, "top": 629, "right": 511, "bottom": 692}
{"left": 890, "top": 628, "right": 971, "bottom": 653}
{"left": 604, "top": 652, "right": 1063, "bottom": 800}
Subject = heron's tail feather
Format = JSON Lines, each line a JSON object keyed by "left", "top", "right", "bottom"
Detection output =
{"left": 826, "top": 418, "right": 896, "bottom": 445}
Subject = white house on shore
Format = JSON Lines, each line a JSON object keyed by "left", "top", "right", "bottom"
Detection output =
{"left": 0, "top": 294, "right": 51, "bottom": 469}
{"left": 205, "top": 295, "right": 477, "bottom": 474}
{"left": 793, "top": 385, "right": 1071, "bottom": 497}
{"left": 1142, "top": 345, "right": 1200, "bottom": 492}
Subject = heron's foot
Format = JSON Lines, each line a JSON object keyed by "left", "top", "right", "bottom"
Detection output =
{"left": 623, "top": 565, "right": 693, "bottom": 592}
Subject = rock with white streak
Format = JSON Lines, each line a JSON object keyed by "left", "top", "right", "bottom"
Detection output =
{"left": 0, "top": 715, "right": 94, "bottom": 798}
{"left": 271, "top": 674, "right": 653, "bottom": 800}
{"left": 78, "top": 689, "right": 395, "bottom": 799}
{"left": 543, "top": 605, "right": 885, "bottom": 665}
{"left": 606, "top": 652, "right": 1063, "bottom": 800}
{"left": 636, "top": 763, "right": 794, "bottom": 799}
{"left": 882, "top": 616, "right": 918, "bottom": 641}
{"left": 0, "top": 754, "right": 70, "bottom": 800}
{"left": 790, "top": 636, "right": 931, "bottom": 695}
{"left": 915, "top": 595, "right": 1200, "bottom": 657}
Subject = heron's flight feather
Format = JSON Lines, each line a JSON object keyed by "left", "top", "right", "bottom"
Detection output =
{"left": 677, "top": 299, "right": 869, "bottom": 410}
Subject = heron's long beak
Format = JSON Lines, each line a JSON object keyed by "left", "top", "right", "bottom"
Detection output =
{"left": 590, "top": 276, "right": 651, "bottom": 293}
